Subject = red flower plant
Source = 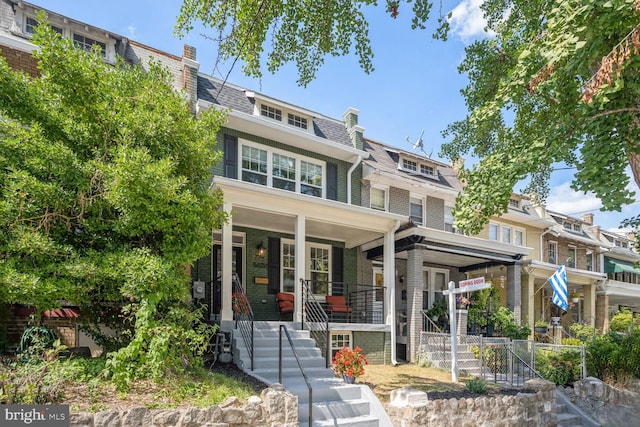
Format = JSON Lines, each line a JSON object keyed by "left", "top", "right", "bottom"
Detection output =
{"left": 232, "top": 292, "right": 250, "bottom": 315}
{"left": 332, "top": 346, "right": 368, "bottom": 378}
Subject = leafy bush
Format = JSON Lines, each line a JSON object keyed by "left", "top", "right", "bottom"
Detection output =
{"left": 0, "top": 346, "right": 68, "bottom": 404}
{"left": 561, "top": 337, "right": 582, "bottom": 346}
{"left": 465, "top": 378, "right": 488, "bottom": 394}
{"left": 609, "top": 309, "right": 640, "bottom": 333}
{"left": 492, "top": 307, "right": 530, "bottom": 339}
{"left": 536, "top": 348, "right": 581, "bottom": 386}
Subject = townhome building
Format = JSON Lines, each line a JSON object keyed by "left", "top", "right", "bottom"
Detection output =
{"left": 0, "top": 0, "right": 193, "bottom": 353}
{"left": 359, "top": 138, "right": 534, "bottom": 361}
{"left": 591, "top": 223, "right": 640, "bottom": 331}
{"left": 4, "top": 0, "right": 639, "bottom": 369}
{"left": 520, "top": 209, "right": 607, "bottom": 338}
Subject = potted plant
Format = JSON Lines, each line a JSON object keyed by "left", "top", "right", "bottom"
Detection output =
{"left": 456, "top": 295, "right": 470, "bottom": 309}
{"left": 534, "top": 320, "right": 548, "bottom": 334}
{"left": 570, "top": 291, "right": 581, "bottom": 304}
{"left": 426, "top": 298, "right": 447, "bottom": 322}
{"left": 332, "top": 346, "right": 368, "bottom": 383}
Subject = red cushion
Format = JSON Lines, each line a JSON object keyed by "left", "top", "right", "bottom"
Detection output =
{"left": 278, "top": 301, "right": 294, "bottom": 313}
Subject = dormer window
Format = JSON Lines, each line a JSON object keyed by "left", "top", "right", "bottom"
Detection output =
{"left": 403, "top": 159, "right": 417, "bottom": 172}
{"left": 420, "top": 164, "right": 434, "bottom": 176}
{"left": 509, "top": 198, "right": 519, "bottom": 208}
{"left": 261, "top": 104, "right": 282, "bottom": 121}
{"left": 287, "top": 113, "right": 308, "bottom": 130}
{"left": 26, "top": 17, "right": 62, "bottom": 35}
{"left": 563, "top": 221, "right": 572, "bottom": 230}
{"left": 573, "top": 224, "right": 581, "bottom": 232}
{"left": 73, "top": 33, "right": 106, "bottom": 57}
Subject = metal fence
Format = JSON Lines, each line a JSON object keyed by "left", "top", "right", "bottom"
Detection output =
{"left": 419, "top": 332, "right": 585, "bottom": 387}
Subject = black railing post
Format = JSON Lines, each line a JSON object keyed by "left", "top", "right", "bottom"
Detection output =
{"left": 279, "top": 326, "right": 283, "bottom": 384}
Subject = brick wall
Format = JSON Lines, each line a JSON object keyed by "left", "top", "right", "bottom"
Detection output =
{"left": 425, "top": 196, "right": 445, "bottom": 230}
{"left": 1, "top": 45, "right": 39, "bottom": 76}
{"left": 388, "top": 187, "right": 409, "bottom": 216}
{"left": 354, "top": 331, "right": 390, "bottom": 365}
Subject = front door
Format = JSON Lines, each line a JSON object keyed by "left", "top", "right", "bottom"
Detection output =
{"left": 210, "top": 245, "right": 243, "bottom": 321}
{"left": 372, "top": 267, "right": 384, "bottom": 323}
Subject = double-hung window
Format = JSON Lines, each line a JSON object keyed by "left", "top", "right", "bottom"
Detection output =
{"left": 272, "top": 153, "right": 296, "bottom": 192}
{"left": 281, "top": 241, "right": 295, "bottom": 293}
{"left": 73, "top": 33, "right": 106, "bottom": 57}
{"left": 548, "top": 241, "right": 558, "bottom": 264}
{"left": 240, "top": 142, "right": 324, "bottom": 197}
{"left": 586, "top": 251, "right": 593, "bottom": 271}
{"left": 370, "top": 186, "right": 387, "bottom": 211}
{"left": 301, "top": 161, "right": 322, "bottom": 197}
{"left": 241, "top": 145, "right": 268, "bottom": 185}
{"left": 309, "top": 244, "right": 331, "bottom": 295}
{"left": 568, "top": 246, "right": 576, "bottom": 268}
{"left": 501, "top": 226, "right": 512, "bottom": 244}
{"left": 489, "top": 223, "right": 499, "bottom": 241}
{"left": 410, "top": 196, "right": 424, "bottom": 225}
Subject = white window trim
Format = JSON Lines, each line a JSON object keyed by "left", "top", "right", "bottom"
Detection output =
{"left": 247, "top": 94, "right": 314, "bottom": 134}
{"left": 330, "top": 331, "right": 353, "bottom": 358}
{"left": 370, "top": 185, "right": 389, "bottom": 211}
{"left": 239, "top": 140, "right": 326, "bottom": 198}
{"left": 548, "top": 240, "right": 558, "bottom": 264}
{"left": 307, "top": 242, "right": 332, "bottom": 297}
{"left": 15, "top": 9, "right": 117, "bottom": 63}
{"left": 567, "top": 245, "right": 577, "bottom": 268}
{"left": 488, "top": 221, "right": 526, "bottom": 246}
{"left": 281, "top": 239, "right": 296, "bottom": 293}
{"left": 410, "top": 194, "right": 424, "bottom": 226}
{"left": 399, "top": 156, "right": 438, "bottom": 178}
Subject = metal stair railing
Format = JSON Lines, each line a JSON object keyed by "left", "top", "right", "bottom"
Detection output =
{"left": 279, "top": 325, "right": 313, "bottom": 426}
{"left": 421, "top": 310, "right": 443, "bottom": 334}
{"left": 483, "top": 340, "right": 544, "bottom": 387}
{"left": 300, "top": 279, "right": 331, "bottom": 368}
{"left": 232, "top": 273, "right": 254, "bottom": 371}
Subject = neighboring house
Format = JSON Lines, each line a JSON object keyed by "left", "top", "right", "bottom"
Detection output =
{"left": 521, "top": 209, "right": 607, "bottom": 334}
{"left": 592, "top": 224, "right": 640, "bottom": 332}
{"left": 0, "top": 0, "right": 193, "bottom": 354}
{"left": 477, "top": 195, "right": 556, "bottom": 332}
{"left": 360, "top": 138, "right": 532, "bottom": 361}
{"left": 4, "top": 1, "right": 639, "bottom": 366}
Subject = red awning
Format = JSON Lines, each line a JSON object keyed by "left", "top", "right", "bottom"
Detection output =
{"left": 43, "top": 308, "right": 81, "bottom": 318}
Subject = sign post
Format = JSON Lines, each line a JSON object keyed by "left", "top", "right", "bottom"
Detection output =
{"left": 442, "top": 277, "right": 491, "bottom": 382}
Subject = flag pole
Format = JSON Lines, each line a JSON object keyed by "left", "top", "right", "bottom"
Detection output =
{"left": 534, "top": 259, "right": 569, "bottom": 295}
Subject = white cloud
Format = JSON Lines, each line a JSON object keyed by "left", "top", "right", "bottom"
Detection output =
{"left": 449, "top": 0, "right": 494, "bottom": 42}
{"left": 546, "top": 181, "right": 602, "bottom": 216}
{"left": 127, "top": 25, "right": 136, "bottom": 38}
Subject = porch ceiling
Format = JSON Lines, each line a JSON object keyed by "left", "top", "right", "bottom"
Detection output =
{"left": 217, "top": 177, "right": 405, "bottom": 248}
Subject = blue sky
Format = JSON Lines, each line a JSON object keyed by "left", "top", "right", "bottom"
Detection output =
{"left": 31, "top": 0, "right": 639, "bottom": 231}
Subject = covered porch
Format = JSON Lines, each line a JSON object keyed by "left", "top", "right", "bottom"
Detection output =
{"left": 209, "top": 177, "right": 405, "bottom": 332}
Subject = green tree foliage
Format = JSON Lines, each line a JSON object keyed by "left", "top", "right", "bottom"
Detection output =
{"left": 175, "top": 0, "right": 437, "bottom": 86}
{"left": 0, "top": 19, "right": 228, "bottom": 384}
{"left": 440, "top": 0, "right": 640, "bottom": 236}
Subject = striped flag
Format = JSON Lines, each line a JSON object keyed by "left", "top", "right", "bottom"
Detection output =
{"left": 550, "top": 265, "right": 568, "bottom": 312}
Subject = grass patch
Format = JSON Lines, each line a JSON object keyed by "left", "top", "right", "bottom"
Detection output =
{"left": 2, "top": 355, "right": 259, "bottom": 412}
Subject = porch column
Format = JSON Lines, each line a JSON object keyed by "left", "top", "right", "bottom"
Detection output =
{"left": 523, "top": 275, "right": 535, "bottom": 332}
{"left": 583, "top": 283, "right": 596, "bottom": 328}
{"left": 595, "top": 292, "right": 609, "bottom": 333}
{"left": 221, "top": 201, "right": 233, "bottom": 323}
{"left": 384, "top": 224, "right": 396, "bottom": 365}
{"left": 294, "top": 215, "right": 306, "bottom": 323}
{"left": 506, "top": 263, "right": 522, "bottom": 324}
{"left": 406, "top": 248, "right": 423, "bottom": 363}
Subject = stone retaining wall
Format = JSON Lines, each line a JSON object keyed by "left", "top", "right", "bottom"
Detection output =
{"left": 70, "top": 384, "right": 298, "bottom": 427}
{"left": 561, "top": 377, "right": 640, "bottom": 426}
{"left": 387, "top": 379, "right": 557, "bottom": 427}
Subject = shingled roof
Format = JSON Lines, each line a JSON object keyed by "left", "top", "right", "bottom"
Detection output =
{"left": 363, "top": 137, "right": 463, "bottom": 192}
{"left": 197, "top": 74, "right": 354, "bottom": 148}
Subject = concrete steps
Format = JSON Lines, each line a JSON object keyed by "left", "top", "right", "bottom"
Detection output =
{"left": 231, "top": 322, "right": 393, "bottom": 427}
